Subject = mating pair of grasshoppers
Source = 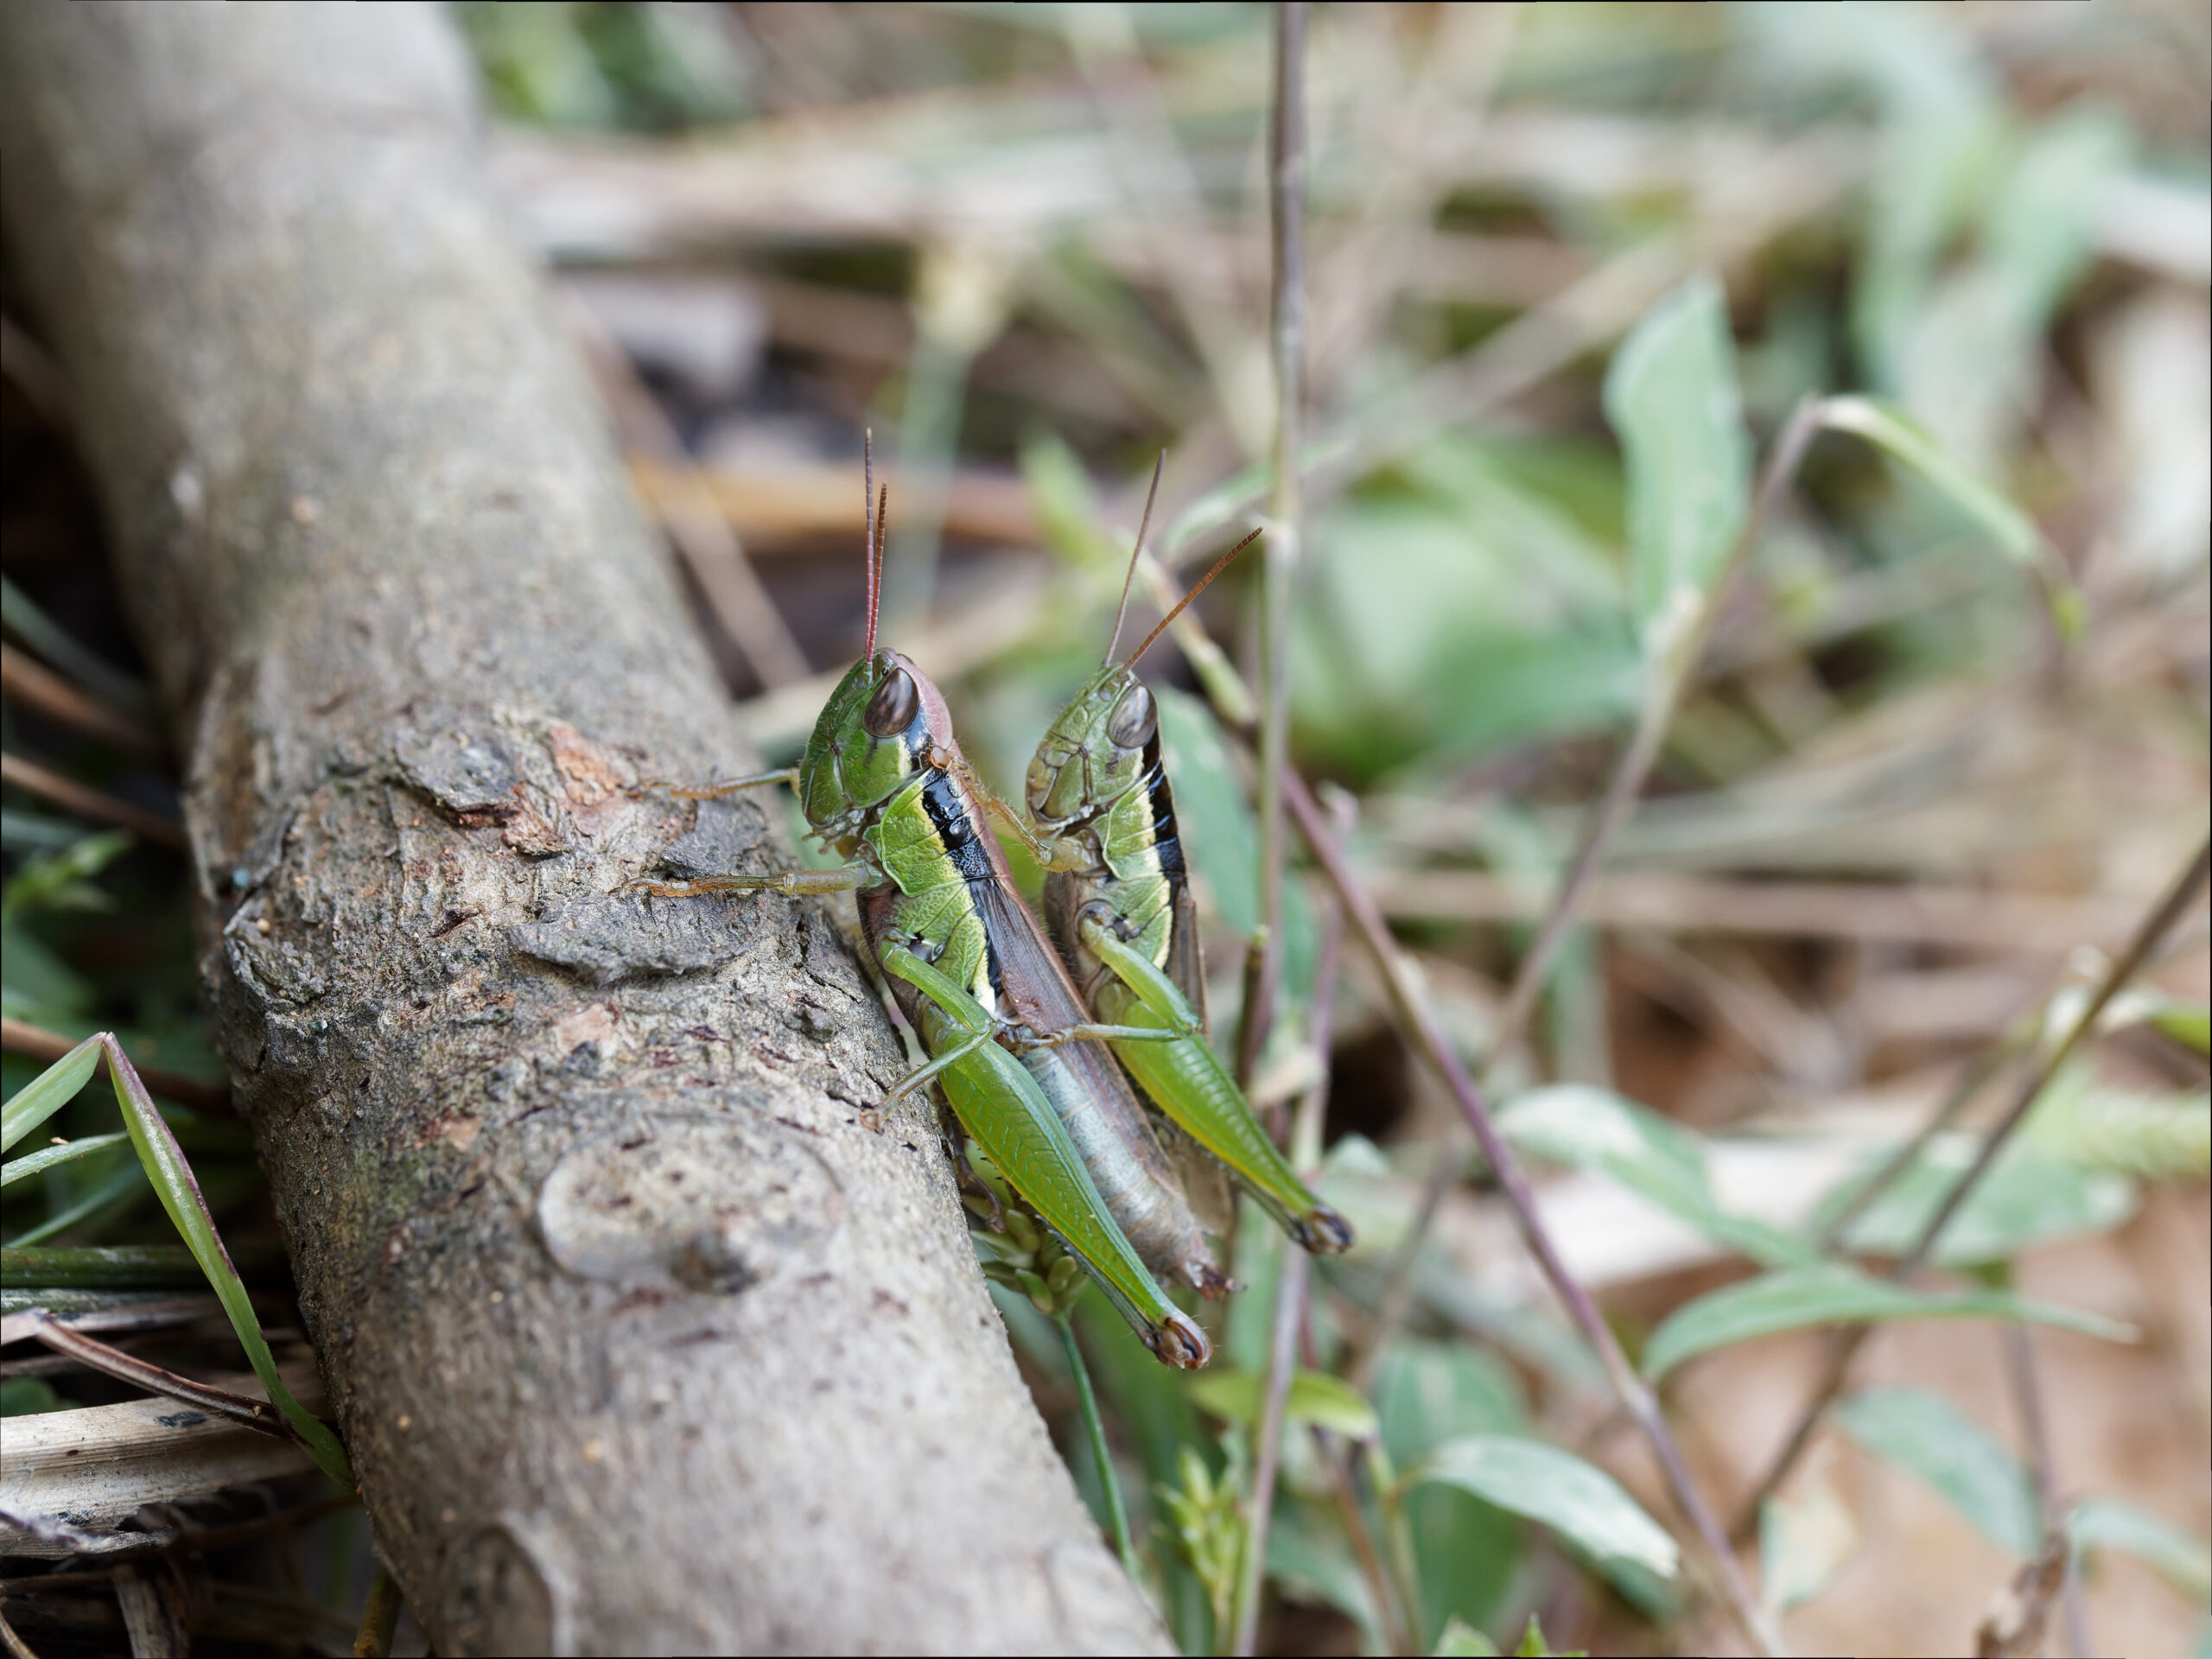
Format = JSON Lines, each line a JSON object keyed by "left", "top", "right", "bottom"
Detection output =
{"left": 623, "top": 448, "right": 1350, "bottom": 1369}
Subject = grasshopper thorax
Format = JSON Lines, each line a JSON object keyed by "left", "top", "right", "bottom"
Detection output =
{"left": 1026, "top": 664, "right": 1157, "bottom": 832}
{"left": 799, "top": 649, "right": 959, "bottom": 843}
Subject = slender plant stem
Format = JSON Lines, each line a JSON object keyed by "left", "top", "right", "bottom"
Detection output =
{"left": 1348, "top": 396, "right": 1829, "bottom": 1389}
{"left": 1246, "top": 0, "right": 1306, "bottom": 1084}
{"left": 1232, "top": 828, "right": 1347, "bottom": 1657}
{"left": 1232, "top": 1244, "right": 1307, "bottom": 1658}
{"left": 1732, "top": 835, "right": 2211, "bottom": 1534}
{"left": 1814, "top": 1033, "right": 2022, "bottom": 1252}
{"left": 1322, "top": 1449, "right": 1411, "bottom": 1656}
{"left": 1280, "top": 772, "right": 1781, "bottom": 1656}
{"left": 1057, "top": 1311, "right": 1140, "bottom": 1582}
{"left": 2001, "top": 1320, "right": 2088, "bottom": 1659}
{"left": 352, "top": 1562, "right": 404, "bottom": 1659}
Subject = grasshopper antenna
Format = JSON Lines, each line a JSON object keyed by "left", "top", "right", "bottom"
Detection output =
{"left": 1126, "top": 526, "right": 1262, "bottom": 670}
{"left": 863, "top": 429, "right": 882, "bottom": 658}
{"left": 1103, "top": 451, "right": 1166, "bottom": 666}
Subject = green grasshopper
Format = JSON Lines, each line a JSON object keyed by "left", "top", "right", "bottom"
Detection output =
{"left": 1022, "top": 470, "right": 1353, "bottom": 1256}
{"left": 624, "top": 451, "right": 1222, "bottom": 1367}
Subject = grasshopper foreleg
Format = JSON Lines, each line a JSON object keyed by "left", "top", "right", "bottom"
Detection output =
{"left": 628, "top": 766, "right": 799, "bottom": 800}
{"left": 620, "top": 867, "right": 868, "bottom": 899}
{"left": 968, "top": 771, "right": 1090, "bottom": 873}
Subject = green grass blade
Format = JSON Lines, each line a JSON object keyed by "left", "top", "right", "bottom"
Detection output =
{"left": 4, "top": 1162, "right": 148, "bottom": 1246}
{"left": 100, "top": 1035, "right": 353, "bottom": 1484}
{"left": 2, "top": 1131, "right": 133, "bottom": 1187}
{"left": 1818, "top": 396, "right": 2037, "bottom": 562}
{"left": 1, "top": 1035, "right": 103, "bottom": 1151}
{"left": 1406, "top": 1433, "right": 1680, "bottom": 1581}
{"left": 1642, "top": 1264, "right": 2137, "bottom": 1382}
{"left": 1, "top": 1243, "right": 286, "bottom": 1287}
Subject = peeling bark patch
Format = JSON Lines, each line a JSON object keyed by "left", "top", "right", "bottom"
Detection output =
{"left": 545, "top": 721, "right": 623, "bottom": 807}
{"left": 508, "top": 889, "right": 761, "bottom": 984}
{"left": 396, "top": 726, "right": 520, "bottom": 825}
{"left": 535, "top": 1116, "right": 843, "bottom": 1296}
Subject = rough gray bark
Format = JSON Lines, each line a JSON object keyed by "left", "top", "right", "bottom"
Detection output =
{"left": 0, "top": 5, "right": 1167, "bottom": 1653}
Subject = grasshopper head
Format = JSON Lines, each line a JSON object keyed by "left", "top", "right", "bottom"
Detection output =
{"left": 798, "top": 650, "right": 957, "bottom": 832}
{"left": 1025, "top": 664, "right": 1157, "bottom": 831}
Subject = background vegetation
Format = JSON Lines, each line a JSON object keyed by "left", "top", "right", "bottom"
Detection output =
{"left": 3, "top": 3, "right": 2206, "bottom": 1654}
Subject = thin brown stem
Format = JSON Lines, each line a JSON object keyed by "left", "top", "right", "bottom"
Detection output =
{"left": 0, "top": 752, "right": 186, "bottom": 851}
{"left": 1322, "top": 1446, "right": 1412, "bottom": 1655}
{"left": 1232, "top": 1247, "right": 1308, "bottom": 1658}
{"left": 9, "top": 1309, "right": 300, "bottom": 1446}
{"left": 1815, "top": 1037, "right": 2022, "bottom": 1253}
{"left": 1280, "top": 772, "right": 1780, "bottom": 1656}
{"left": 1347, "top": 396, "right": 1828, "bottom": 1389}
{"left": 0, "top": 645, "right": 162, "bottom": 758}
{"left": 1249, "top": 0, "right": 1306, "bottom": 1080}
{"left": 1732, "top": 835, "right": 2211, "bottom": 1533}
{"left": 1489, "top": 396, "right": 1825, "bottom": 1065}
{"left": 1233, "top": 835, "right": 1352, "bottom": 1657}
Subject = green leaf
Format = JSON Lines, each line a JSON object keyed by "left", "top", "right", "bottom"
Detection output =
{"left": 99, "top": 1038, "right": 353, "bottom": 1485}
{"left": 1819, "top": 397, "right": 2038, "bottom": 563}
{"left": 1, "top": 1036, "right": 102, "bottom": 1153}
{"left": 1, "top": 1132, "right": 134, "bottom": 1187}
{"left": 1603, "top": 274, "right": 1751, "bottom": 653}
{"left": 2069, "top": 1498, "right": 2211, "bottom": 1605}
{"left": 1832, "top": 1387, "right": 2039, "bottom": 1555}
{"left": 1642, "top": 1264, "right": 2136, "bottom": 1381}
{"left": 1407, "top": 1434, "right": 1680, "bottom": 1581}
{"left": 1185, "top": 1366, "right": 1379, "bottom": 1441}
{"left": 1498, "top": 1085, "right": 1820, "bottom": 1269}
{"left": 1375, "top": 1342, "right": 1528, "bottom": 1637}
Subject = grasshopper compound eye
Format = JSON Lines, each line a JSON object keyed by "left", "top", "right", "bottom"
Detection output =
{"left": 1105, "top": 681, "right": 1156, "bottom": 749}
{"left": 863, "top": 666, "right": 920, "bottom": 738}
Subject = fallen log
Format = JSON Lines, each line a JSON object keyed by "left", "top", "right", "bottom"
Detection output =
{"left": 0, "top": 4, "right": 1163, "bottom": 1650}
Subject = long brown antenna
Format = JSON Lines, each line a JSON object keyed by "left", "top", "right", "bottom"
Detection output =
{"left": 1103, "top": 451, "right": 1166, "bottom": 665}
{"left": 1126, "top": 526, "right": 1263, "bottom": 670}
{"left": 862, "top": 430, "right": 881, "bottom": 658}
